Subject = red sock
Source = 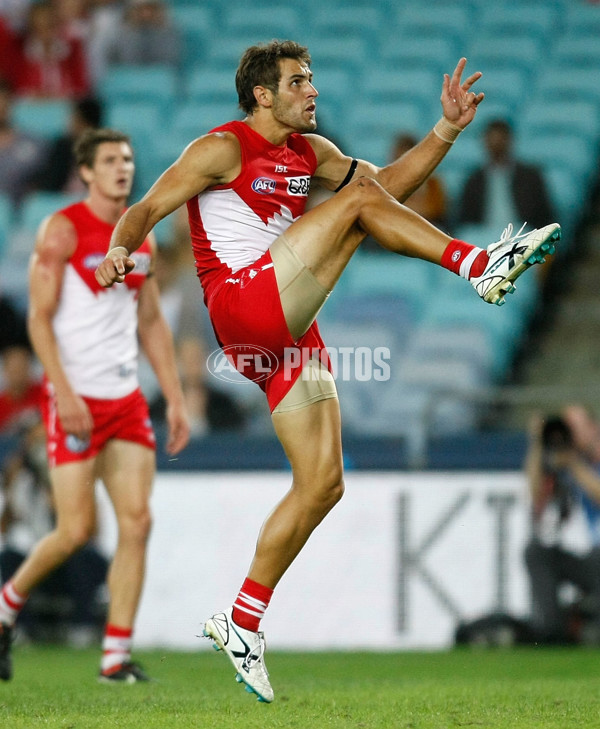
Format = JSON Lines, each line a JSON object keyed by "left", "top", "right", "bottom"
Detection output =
{"left": 232, "top": 578, "right": 274, "bottom": 632}
{"left": 102, "top": 624, "right": 133, "bottom": 672}
{"left": 441, "top": 239, "right": 488, "bottom": 279}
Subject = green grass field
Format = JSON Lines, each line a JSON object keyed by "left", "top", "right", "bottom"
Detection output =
{"left": 1, "top": 645, "right": 600, "bottom": 728}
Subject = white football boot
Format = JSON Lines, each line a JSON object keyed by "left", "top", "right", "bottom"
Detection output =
{"left": 470, "top": 222, "right": 561, "bottom": 305}
{"left": 203, "top": 608, "right": 274, "bottom": 703}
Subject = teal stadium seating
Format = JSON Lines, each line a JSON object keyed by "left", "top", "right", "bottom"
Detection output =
{"left": 12, "top": 99, "right": 71, "bottom": 138}
{"left": 3, "top": 0, "right": 599, "bottom": 438}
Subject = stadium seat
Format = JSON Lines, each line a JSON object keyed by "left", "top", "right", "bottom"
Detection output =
{"left": 310, "top": 67, "right": 353, "bottom": 108}
{"left": 171, "top": 100, "right": 242, "bottom": 141}
{"left": 563, "top": 3, "right": 600, "bottom": 38}
{"left": 466, "top": 36, "right": 545, "bottom": 72}
{"left": 397, "top": 4, "right": 471, "bottom": 41}
{"left": 477, "top": 3, "right": 561, "bottom": 39}
{"left": 99, "top": 65, "right": 180, "bottom": 105}
{"left": 378, "top": 35, "right": 461, "bottom": 76}
{"left": 224, "top": 6, "right": 300, "bottom": 37}
{"left": 520, "top": 100, "right": 600, "bottom": 139}
{"left": 184, "top": 68, "right": 238, "bottom": 105}
{"left": 105, "top": 101, "right": 165, "bottom": 140}
{"left": 437, "top": 133, "right": 485, "bottom": 182}
{"left": 18, "top": 192, "right": 81, "bottom": 234}
{"left": 171, "top": 4, "right": 215, "bottom": 35}
{"left": 552, "top": 35, "right": 600, "bottom": 67}
{"left": 324, "top": 291, "right": 419, "bottom": 347}
{"left": 344, "top": 251, "right": 438, "bottom": 301}
{"left": 360, "top": 67, "right": 439, "bottom": 108}
{"left": 206, "top": 31, "right": 264, "bottom": 73}
{"left": 308, "top": 5, "right": 385, "bottom": 47}
{"left": 406, "top": 323, "right": 495, "bottom": 380}
{"left": 534, "top": 66, "right": 600, "bottom": 106}
{"left": 347, "top": 102, "right": 428, "bottom": 152}
{"left": 516, "top": 131, "right": 597, "bottom": 186}
{"left": 307, "top": 35, "right": 368, "bottom": 76}
{"left": 0, "top": 193, "right": 14, "bottom": 256}
{"left": 543, "top": 165, "right": 585, "bottom": 242}
{"left": 475, "top": 68, "right": 528, "bottom": 109}
{"left": 12, "top": 99, "right": 71, "bottom": 138}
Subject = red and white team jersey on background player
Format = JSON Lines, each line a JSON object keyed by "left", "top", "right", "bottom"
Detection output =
{"left": 186, "top": 121, "right": 330, "bottom": 409}
{"left": 53, "top": 201, "right": 152, "bottom": 399}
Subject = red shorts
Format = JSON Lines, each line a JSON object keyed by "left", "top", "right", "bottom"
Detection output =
{"left": 42, "top": 384, "right": 155, "bottom": 469}
{"left": 207, "top": 250, "right": 329, "bottom": 411}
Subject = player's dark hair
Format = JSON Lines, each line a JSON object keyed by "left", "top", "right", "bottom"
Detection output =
{"left": 74, "top": 128, "right": 131, "bottom": 169}
{"left": 74, "top": 97, "right": 103, "bottom": 128}
{"left": 485, "top": 118, "right": 513, "bottom": 136}
{"left": 541, "top": 416, "right": 573, "bottom": 451}
{"left": 236, "top": 40, "right": 311, "bottom": 115}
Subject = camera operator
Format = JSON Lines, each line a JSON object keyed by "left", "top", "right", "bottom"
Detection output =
{"left": 524, "top": 413, "right": 600, "bottom": 644}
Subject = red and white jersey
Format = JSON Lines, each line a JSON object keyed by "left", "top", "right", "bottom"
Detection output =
{"left": 52, "top": 201, "right": 152, "bottom": 399}
{"left": 187, "top": 120, "right": 318, "bottom": 300}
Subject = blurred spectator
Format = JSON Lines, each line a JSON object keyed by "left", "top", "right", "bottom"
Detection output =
{"left": 0, "top": 345, "right": 43, "bottom": 435}
{"left": 563, "top": 405, "right": 600, "bottom": 469}
{"left": 12, "top": 0, "right": 90, "bottom": 98}
{"left": 53, "top": 0, "right": 90, "bottom": 43}
{"left": 389, "top": 133, "right": 447, "bottom": 228}
{"left": 106, "top": 0, "right": 180, "bottom": 67}
{"left": 85, "top": 0, "right": 124, "bottom": 86}
{"left": 0, "top": 16, "right": 18, "bottom": 86}
{"left": 457, "top": 118, "right": 555, "bottom": 231}
{"left": 0, "top": 1, "right": 32, "bottom": 34}
{"left": 0, "top": 420, "right": 108, "bottom": 645}
{"left": 0, "top": 288, "right": 29, "bottom": 351}
{"left": 524, "top": 412, "right": 600, "bottom": 644}
{"left": 34, "top": 95, "right": 103, "bottom": 193}
{"left": 0, "top": 79, "right": 48, "bottom": 205}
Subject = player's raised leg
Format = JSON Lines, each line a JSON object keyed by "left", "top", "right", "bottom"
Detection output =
{"left": 283, "top": 176, "right": 560, "bottom": 309}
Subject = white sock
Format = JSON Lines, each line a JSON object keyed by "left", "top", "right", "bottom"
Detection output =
{"left": 0, "top": 581, "right": 27, "bottom": 625}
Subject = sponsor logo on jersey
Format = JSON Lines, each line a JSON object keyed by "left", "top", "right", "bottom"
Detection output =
{"left": 251, "top": 177, "right": 277, "bottom": 194}
{"left": 65, "top": 434, "right": 91, "bottom": 453}
{"left": 83, "top": 251, "right": 151, "bottom": 274}
{"left": 118, "top": 364, "right": 135, "bottom": 378}
{"left": 84, "top": 253, "right": 106, "bottom": 270}
{"left": 130, "top": 252, "right": 151, "bottom": 274}
{"left": 286, "top": 175, "right": 311, "bottom": 196}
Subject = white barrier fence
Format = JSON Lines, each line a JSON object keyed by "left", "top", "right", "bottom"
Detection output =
{"left": 95, "top": 471, "right": 590, "bottom": 650}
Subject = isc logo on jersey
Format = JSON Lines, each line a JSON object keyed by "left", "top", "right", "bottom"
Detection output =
{"left": 286, "top": 176, "right": 310, "bottom": 196}
{"left": 252, "top": 177, "right": 277, "bottom": 194}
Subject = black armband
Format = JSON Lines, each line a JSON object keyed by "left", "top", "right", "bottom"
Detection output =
{"left": 334, "top": 158, "right": 358, "bottom": 192}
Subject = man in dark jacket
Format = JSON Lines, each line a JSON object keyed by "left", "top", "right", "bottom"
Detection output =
{"left": 457, "top": 118, "right": 555, "bottom": 231}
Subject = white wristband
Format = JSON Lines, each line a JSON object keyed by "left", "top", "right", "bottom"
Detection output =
{"left": 433, "top": 117, "right": 463, "bottom": 144}
{"left": 109, "top": 246, "right": 129, "bottom": 256}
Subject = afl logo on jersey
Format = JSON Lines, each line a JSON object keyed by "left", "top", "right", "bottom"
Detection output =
{"left": 252, "top": 177, "right": 277, "bottom": 194}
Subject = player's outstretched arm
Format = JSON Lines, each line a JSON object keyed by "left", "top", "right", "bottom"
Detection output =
{"left": 376, "top": 57, "right": 484, "bottom": 201}
{"left": 308, "top": 59, "right": 484, "bottom": 205}
{"left": 95, "top": 132, "right": 241, "bottom": 288}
